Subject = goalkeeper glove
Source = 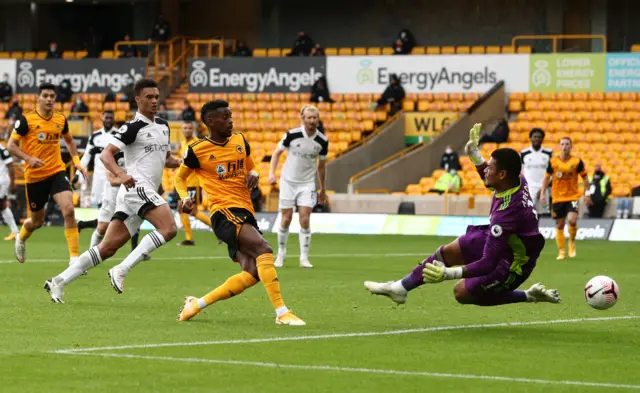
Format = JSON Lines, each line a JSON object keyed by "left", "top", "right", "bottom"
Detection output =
{"left": 464, "top": 123, "right": 485, "bottom": 165}
{"left": 422, "top": 261, "right": 463, "bottom": 283}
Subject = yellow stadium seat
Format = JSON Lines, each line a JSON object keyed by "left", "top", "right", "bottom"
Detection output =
{"left": 510, "top": 92, "right": 525, "bottom": 101}
{"left": 36, "top": 51, "right": 47, "bottom": 59}
{"left": 525, "top": 92, "right": 541, "bottom": 101}
{"left": 23, "top": 52, "right": 36, "bottom": 59}
{"left": 516, "top": 45, "right": 532, "bottom": 53}
{"left": 300, "top": 92, "right": 311, "bottom": 101}
{"left": 367, "top": 47, "right": 382, "bottom": 55}
{"left": 338, "top": 47, "right": 353, "bottom": 56}
{"left": 411, "top": 47, "right": 425, "bottom": 54}
{"left": 501, "top": 46, "right": 515, "bottom": 53}
{"left": 524, "top": 101, "right": 539, "bottom": 111}
{"left": 100, "top": 51, "right": 114, "bottom": 59}
{"left": 426, "top": 46, "right": 440, "bottom": 55}
{"left": 632, "top": 44, "right": 640, "bottom": 52}
{"left": 382, "top": 47, "right": 394, "bottom": 55}
{"left": 0, "top": 52, "right": 9, "bottom": 59}
{"left": 605, "top": 92, "right": 621, "bottom": 101}
{"left": 11, "top": 52, "right": 23, "bottom": 59}
{"left": 471, "top": 46, "right": 485, "bottom": 54}
{"left": 353, "top": 47, "right": 367, "bottom": 56}
{"left": 441, "top": 46, "right": 455, "bottom": 54}
{"left": 403, "top": 101, "right": 415, "bottom": 111}
{"left": 456, "top": 46, "right": 470, "bottom": 54}
{"left": 485, "top": 46, "right": 500, "bottom": 54}
{"left": 281, "top": 48, "right": 292, "bottom": 56}
{"left": 589, "top": 92, "right": 604, "bottom": 101}
{"left": 62, "top": 51, "right": 75, "bottom": 59}
{"left": 621, "top": 92, "right": 637, "bottom": 101}
{"left": 252, "top": 49, "right": 266, "bottom": 57}
{"left": 267, "top": 48, "right": 281, "bottom": 57}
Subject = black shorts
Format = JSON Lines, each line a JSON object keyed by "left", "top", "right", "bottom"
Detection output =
{"left": 26, "top": 171, "right": 71, "bottom": 211}
{"left": 552, "top": 200, "right": 579, "bottom": 220}
{"left": 187, "top": 186, "right": 203, "bottom": 205}
{"left": 211, "top": 207, "right": 260, "bottom": 260}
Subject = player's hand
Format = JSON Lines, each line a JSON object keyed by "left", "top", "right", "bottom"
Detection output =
{"left": 75, "top": 163, "right": 88, "bottom": 180}
{"left": 9, "top": 183, "right": 16, "bottom": 194}
{"left": 118, "top": 173, "right": 136, "bottom": 190}
{"left": 27, "top": 156, "right": 45, "bottom": 168}
{"left": 246, "top": 172, "right": 259, "bottom": 189}
{"left": 179, "top": 198, "right": 194, "bottom": 214}
{"left": 422, "top": 261, "right": 446, "bottom": 283}
{"left": 584, "top": 195, "right": 592, "bottom": 207}
{"left": 268, "top": 174, "right": 277, "bottom": 185}
{"left": 465, "top": 123, "right": 484, "bottom": 165}
{"left": 317, "top": 189, "right": 328, "bottom": 205}
{"left": 539, "top": 193, "right": 547, "bottom": 206}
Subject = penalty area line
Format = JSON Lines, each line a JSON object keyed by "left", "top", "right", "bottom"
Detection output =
{"left": 58, "top": 352, "right": 640, "bottom": 390}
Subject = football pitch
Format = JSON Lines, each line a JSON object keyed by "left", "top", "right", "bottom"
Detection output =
{"left": 0, "top": 227, "right": 639, "bottom": 392}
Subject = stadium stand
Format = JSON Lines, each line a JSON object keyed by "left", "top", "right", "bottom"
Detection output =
{"left": 246, "top": 45, "right": 533, "bottom": 57}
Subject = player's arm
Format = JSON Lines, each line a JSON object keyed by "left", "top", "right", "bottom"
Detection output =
{"left": 6, "top": 116, "right": 45, "bottom": 168}
{"left": 61, "top": 119, "right": 88, "bottom": 179}
{"left": 243, "top": 136, "right": 259, "bottom": 189}
{"left": 1, "top": 148, "right": 15, "bottom": 193}
{"left": 269, "top": 131, "right": 291, "bottom": 185}
{"left": 540, "top": 161, "right": 553, "bottom": 205}
{"left": 464, "top": 123, "right": 488, "bottom": 177}
{"left": 316, "top": 140, "right": 329, "bottom": 203}
{"left": 100, "top": 143, "right": 135, "bottom": 190}
{"left": 577, "top": 159, "right": 591, "bottom": 206}
{"left": 105, "top": 170, "right": 122, "bottom": 186}
{"left": 176, "top": 145, "right": 199, "bottom": 213}
{"left": 165, "top": 150, "right": 182, "bottom": 168}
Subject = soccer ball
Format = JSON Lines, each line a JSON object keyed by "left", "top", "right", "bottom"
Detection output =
{"left": 584, "top": 276, "right": 619, "bottom": 310}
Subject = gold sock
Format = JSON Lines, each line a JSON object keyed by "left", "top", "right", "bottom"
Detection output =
{"left": 256, "top": 253, "right": 285, "bottom": 310}
{"left": 568, "top": 224, "right": 577, "bottom": 242}
{"left": 195, "top": 211, "right": 212, "bottom": 227}
{"left": 19, "top": 225, "right": 33, "bottom": 242}
{"left": 202, "top": 271, "right": 257, "bottom": 306}
{"left": 555, "top": 228, "right": 566, "bottom": 252}
{"left": 180, "top": 213, "right": 193, "bottom": 241}
{"left": 64, "top": 228, "right": 79, "bottom": 257}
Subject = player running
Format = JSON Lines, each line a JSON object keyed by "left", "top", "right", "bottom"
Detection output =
{"left": 540, "top": 137, "right": 591, "bottom": 260}
{"left": 7, "top": 82, "right": 87, "bottom": 264}
{"left": 364, "top": 124, "right": 561, "bottom": 307}
{"left": 176, "top": 121, "right": 211, "bottom": 246}
{"left": 520, "top": 128, "right": 552, "bottom": 214}
{"left": 0, "top": 144, "right": 19, "bottom": 240}
{"left": 44, "top": 79, "right": 181, "bottom": 303}
{"left": 175, "top": 100, "right": 305, "bottom": 325}
{"left": 268, "top": 105, "right": 329, "bottom": 268}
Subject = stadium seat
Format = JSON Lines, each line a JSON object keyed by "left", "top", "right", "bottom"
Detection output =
{"left": 11, "top": 52, "right": 23, "bottom": 59}
{"left": 367, "top": 47, "right": 382, "bottom": 55}
{"left": 36, "top": 51, "right": 47, "bottom": 59}
{"left": 76, "top": 51, "right": 88, "bottom": 59}
{"left": 411, "top": 47, "right": 425, "bottom": 55}
{"left": 381, "top": 47, "right": 394, "bottom": 55}
{"left": 0, "top": 52, "right": 9, "bottom": 58}
{"left": 632, "top": 44, "right": 640, "bottom": 52}
{"left": 353, "top": 47, "right": 367, "bottom": 56}
{"left": 281, "top": 48, "right": 292, "bottom": 56}
{"left": 426, "top": 46, "right": 440, "bottom": 55}
{"left": 456, "top": 46, "right": 470, "bottom": 54}
{"left": 325, "top": 48, "right": 338, "bottom": 56}
{"left": 62, "top": 51, "right": 75, "bottom": 59}
{"left": 253, "top": 49, "right": 267, "bottom": 57}
{"left": 100, "top": 51, "right": 114, "bottom": 59}
{"left": 267, "top": 48, "right": 281, "bottom": 57}
{"left": 441, "top": 46, "right": 455, "bottom": 54}
{"left": 516, "top": 45, "right": 532, "bottom": 53}
{"left": 471, "top": 46, "right": 485, "bottom": 54}
{"left": 338, "top": 48, "right": 353, "bottom": 56}
{"left": 501, "top": 46, "right": 515, "bottom": 53}
{"left": 23, "top": 52, "right": 36, "bottom": 59}
{"left": 486, "top": 46, "right": 501, "bottom": 54}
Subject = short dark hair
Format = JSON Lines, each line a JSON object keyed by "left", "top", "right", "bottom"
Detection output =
{"left": 103, "top": 110, "right": 114, "bottom": 116}
{"left": 38, "top": 82, "right": 56, "bottom": 94}
{"left": 201, "top": 100, "right": 229, "bottom": 122}
{"left": 133, "top": 78, "right": 158, "bottom": 96}
{"left": 529, "top": 128, "right": 545, "bottom": 139}
{"left": 491, "top": 148, "right": 522, "bottom": 185}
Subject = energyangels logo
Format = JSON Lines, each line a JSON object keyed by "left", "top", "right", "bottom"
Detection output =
{"left": 17, "top": 62, "right": 143, "bottom": 93}
{"left": 190, "top": 60, "right": 322, "bottom": 92}
{"left": 355, "top": 58, "right": 498, "bottom": 90}
{"left": 531, "top": 60, "right": 552, "bottom": 87}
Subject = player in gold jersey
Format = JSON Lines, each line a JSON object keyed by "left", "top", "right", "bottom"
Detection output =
{"left": 174, "top": 100, "right": 304, "bottom": 325}
{"left": 176, "top": 121, "right": 211, "bottom": 245}
{"left": 540, "top": 137, "right": 592, "bottom": 260}
{"left": 7, "top": 82, "right": 86, "bottom": 264}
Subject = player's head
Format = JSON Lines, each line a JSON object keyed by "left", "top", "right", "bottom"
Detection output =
{"left": 300, "top": 105, "right": 319, "bottom": 131}
{"left": 559, "top": 137, "right": 572, "bottom": 156}
{"left": 133, "top": 78, "right": 159, "bottom": 117}
{"left": 102, "top": 110, "right": 115, "bottom": 129}
{"left": 485, "top": 148, "right": 522, "bottom": 190}
{"left": 37, "top": 82, "right": 56, "bottom": 112}
{"left": 181, "top": 121, "right": 195, "bottom": 139}
{"left": 529, "top": 128, "right": 545, "bottom": 149}
{"left": 201, "top": 100, "right": 232, "bottom": 138}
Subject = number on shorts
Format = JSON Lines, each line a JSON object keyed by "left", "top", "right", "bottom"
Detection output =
{"left": 188, "top": 189, "right": 197, "bottom": 200}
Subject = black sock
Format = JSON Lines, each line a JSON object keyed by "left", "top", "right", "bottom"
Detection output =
{"left": 77, "top": 219, "right": 98, "bottom": 231}
{"left": 131, "top": 231, "right": 140, "bottom": 250}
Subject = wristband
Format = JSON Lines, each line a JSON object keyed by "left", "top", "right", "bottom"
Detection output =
{"left": 249, "top": 170, "right": 259, "bottom": 177}
{"left": 72, "top": 155, "right": 81, "bottom": 166}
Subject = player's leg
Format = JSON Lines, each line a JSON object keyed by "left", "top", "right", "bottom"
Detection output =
{"left": 1, "top": 199, "right": 19, "bottom": 239}
{"left": 109, "top": 203, "right": 177, "bottom": 293}
{"left": 51, "top": 189, "right": 80, "bottom": 263}
{"left": 236, "top": 215, "right": 304, "bottom": 325}
{"left": 44, "top": 219, "right": 131, "bottom": 303}
{"left": 178, "top": 212, "right": 195, "bottom": 245}
{"left": 192, "top": 187, "right": 212, "bottom": 228}
{"left": 297, "top": 206, "right": 313, "bottom": 268}
{"left": 15, "top": 178, "right": 50, "bottom": 262}
{"left": 364, "top": 236, "right": 467, "bottom": 304}
{"left": 178, "top": 251, "right": 259, "bottom": 321}
{"left": 567, "top": 204, "right": 579, "bottom": 258}
{"left": 275, "top": 181, "right": 295, "bottom": 267}
{"left": 553, "top": 203, "right": 567, "bottom": 260}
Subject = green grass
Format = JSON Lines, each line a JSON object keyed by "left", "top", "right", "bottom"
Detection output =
{"left": 0, "top": 227, "right": 639, "bottom": 392}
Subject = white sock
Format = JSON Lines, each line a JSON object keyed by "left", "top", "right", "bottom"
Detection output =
{"left": 116, "top": 231, "right": 166, "bottom": 272}
{"left": 2, "top": 208, "right": 18, "bottom": 234}
{"left": 277, "top": 227, "right": 289, "bottom": 256}
{"left": 90, "top": 229, "right": 105, "bottom": 248}
{"left": 390, "top": 280, "right": 408, "bottom": 294}
{"left": 623, "top": 210, "right": 629, "bottom": 219}
{"left": 275, "top": 305, "right": 289, "bottom": 317}
{"left": 57, "top": 246, "right": 102, "bottom": 285}
{"left": 299, "top": 228, "right": 311, "bottom": 259}
{"left": 617, "top": 210, "right": 622, "bottom": 218}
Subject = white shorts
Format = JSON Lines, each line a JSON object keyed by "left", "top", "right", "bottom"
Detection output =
{"left": 98, "top": 185, "right": 119, "bottom": 223}
{"left": 90, "top": 173, "right": 107, "bottom": 205}
{"left": 278, "top": 181, "right": 317, "bottom": 210}
{"left": 0, "top": 182, "right": 9, "bottom": 200}
{"left": 113, "top": 185, "right": 166, "bottom": 236}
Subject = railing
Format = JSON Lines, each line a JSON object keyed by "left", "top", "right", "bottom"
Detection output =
{"left": 511, "top": 34, "right": 607, "bottom": 53}
{"left": 335, "top": 112, "right": 402, "bottom": 160}
{"left": 189, "top": 39, "right": 226, "bottom": 58}
{"left": 348, "top": 141, "right": 424, "bottom": 190}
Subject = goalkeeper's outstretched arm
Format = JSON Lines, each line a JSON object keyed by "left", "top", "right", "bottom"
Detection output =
{"left": 465, "top": 123, "right": 489, "bottom": 179}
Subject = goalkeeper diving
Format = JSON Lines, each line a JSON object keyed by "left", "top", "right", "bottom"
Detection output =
{"left": 364, "top": 124, "right": 561, "bottom": 307}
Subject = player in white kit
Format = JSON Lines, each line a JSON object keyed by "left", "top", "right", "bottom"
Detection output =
{"left": 81, "top": 110, "right": 120, "bottom": 206}
{"left": 520, "top": 128, "right": 552, "bottom": 213}
{"left": 44, "top": 79, "right": 181, "bottom": 303}
{"left": 0, "top": 144, "right": 19, "bottom": 239}
{"left": 269, "top": 105, "right": 328, "bottom": 268}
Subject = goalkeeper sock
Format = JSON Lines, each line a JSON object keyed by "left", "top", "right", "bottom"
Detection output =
{"left": 555, "top": 228, "right": 566, "bottom": 252}
{"left": 568, "top": 223, "right": 577, "bottom": 242}
{"left": 471, "top": 290, "right": 528, "bottom": 306}
{"left": 398, "top": 246, "right": 447, "bottom": 292}
{"left": 180, "top": 213, "right": 193, "bottom": 241}
{"left": 197, "top": 271, "right": 258, "bottom": 309}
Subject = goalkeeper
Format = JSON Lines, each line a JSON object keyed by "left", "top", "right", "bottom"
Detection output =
{"left": 364, "top": 124, "right": 561, "bottom": 306}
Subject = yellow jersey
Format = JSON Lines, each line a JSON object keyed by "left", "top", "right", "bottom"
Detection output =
{"left": 545, "top": 155, "right": 586, "bottom": 203}
{"left": 179, "top": 133, "right": 255, "bottom": 214}
{"left": 11, "top": 111, "right": 69, "bottom": 183}
{"left": 179, "top": 136, "right": 202, "bottom": 188}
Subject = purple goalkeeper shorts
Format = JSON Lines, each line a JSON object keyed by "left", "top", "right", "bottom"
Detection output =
{"left": 458, "top": 225, "right": 535, "bottom": 296}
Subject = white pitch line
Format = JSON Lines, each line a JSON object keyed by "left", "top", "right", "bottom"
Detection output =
{"left": 59, "top": 352, "right": 640, "bottom": 390}
{"left": 54, "top": 316, "right": 639, "bottom": 354}
{"left": 0, "top": 252, "right": 428, "bottom": 264}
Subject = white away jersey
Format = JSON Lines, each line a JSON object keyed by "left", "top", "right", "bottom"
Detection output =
{"left": 80, "top": 126, "right": 120, "bottom": 180}
{"left": 0, "top": 144, "right": 13, "bottom": 184}
{"left": 278, "top": 127, "right": 328, "bottom": 184}
{"left": 109, "top": 113, "right": 170, "bottom": 190}
{"left": 520, "top": 146, "right": 552, "bottom": 189}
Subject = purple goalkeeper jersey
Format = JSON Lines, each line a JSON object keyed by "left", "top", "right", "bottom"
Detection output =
{"left": 464, "top": 163, "right": 545, "bottom": 278}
